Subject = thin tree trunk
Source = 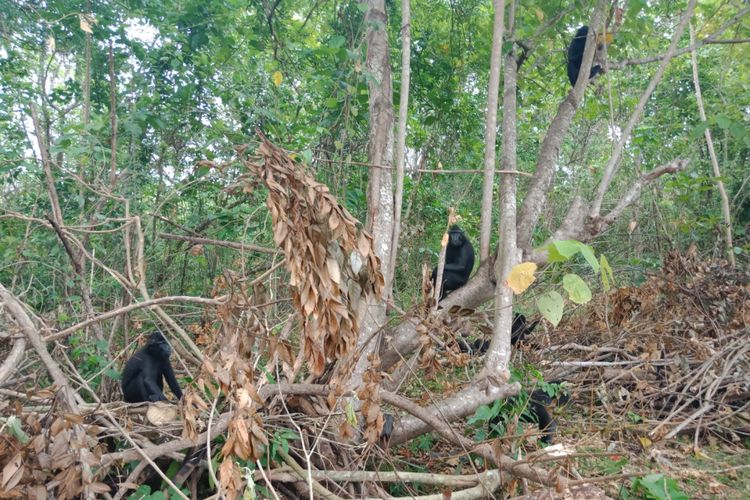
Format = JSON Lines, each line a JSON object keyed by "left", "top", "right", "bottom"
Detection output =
{"left": 479, "top": 0, "right": 505, "bottom": 262}
{"left": 689, "top": 24, "right": 735, "bottom": 267}
{"left": 485, "top": 1, "right": 516, "bottom": 376}
{"left": 386, "top": 0, "right": 411, "bottom": 295}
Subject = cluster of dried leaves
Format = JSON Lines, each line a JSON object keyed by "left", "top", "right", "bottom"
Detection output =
{"left": 0, "top": 402, "right": 110, "bottom": 498}
{"left": 532, "top": 249, "right": 750, "bottom": 443}
{"left": 235, "top": 136, "right": 383, "bottom": 377}
{"left": 184, "top": 272, "right": 271, "bottom": 498}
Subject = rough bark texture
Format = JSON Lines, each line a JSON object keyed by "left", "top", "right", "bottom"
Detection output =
{"left": 353, "top": 0, "right": 395, "bottom": 386}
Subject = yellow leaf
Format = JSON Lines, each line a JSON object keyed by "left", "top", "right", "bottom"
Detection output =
{"left": 506, "top": 262, "right": 537, "bottom": 294}
{"left": 534, "top": 8, "right": 544, "bottom": 21}
{"left": 272, "top": 71, "right": 283, "bottom": 87}
{"left": 597, "top": 32, "right": 615, "bottom": 44}
{"left": 638, "top": 436, "right": 652, "bottom": 449}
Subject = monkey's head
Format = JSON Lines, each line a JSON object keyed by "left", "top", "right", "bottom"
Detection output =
{"left": 448, "top": 225, "right": 466, "bottom": 247}
{"left": 147, "top": 331, "right": 172, "bottom": 358}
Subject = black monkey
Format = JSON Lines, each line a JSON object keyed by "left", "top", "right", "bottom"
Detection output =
{"left": 567, "top": 25, "right": 604, "bottom": 86}
{"left": 121, "top": 331, "right": 183, "bottom": 403}
{"left": 431, "top": 225, "right": 475, "bottom": 301}
{"left": 490, "top": 383, "right": 570, "bottom": 444}
{"left": 458, "top": 314, "right": 540, "bottom": 354}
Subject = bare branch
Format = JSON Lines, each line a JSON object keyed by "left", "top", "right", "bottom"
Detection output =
{"left": 45, "top": 295, "right": 226, "bottom": 342}
{"left": 610, "top": 5, "right": 750, "bottom": 69}
{"left": 386, "top": 0, "right": 411, "bottom": 293}
{"left": 590, "top": 0, "right": 697, "bottom": 217}
{"left": 517, "top": 0, "right": 608, "bottom": 251}
{"left": 158, "top": 232, "right": 276, "bottom": 254}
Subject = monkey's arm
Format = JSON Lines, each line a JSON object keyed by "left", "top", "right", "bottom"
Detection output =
{"left": 163, "top": 362, "right": 183, "bottom": 400}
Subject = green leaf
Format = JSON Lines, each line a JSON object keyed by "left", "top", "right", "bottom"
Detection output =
{"left": 690, "top": 121, "right": 709, "bottom": 139}
{"left": 471, "top": 404, "right": 495, "bottom": 423}
{"left": 345, "top": 401, "right": 357, "bottom": 426}
{"left": 634, "top": 474, "right": 688, "bottom": 500}
{"left": 578, "top": 243, "right": 600, "bottom": 273}
{"left": 328, "top": 35, "right": 346, "bottom": 48}
{"left": 536, "top": 291, "right": 564, "bottom": 327}
{"left": 730, "top": 123, "right": 745, "bottom": 140}
{"left": 600, "top": 255, "right": 614, "bottom": 291}
{"left": 325, "top": 98, "right": 339, "bottom": 108}
{"left": 7, "top": 416, "right": 29, "bottom": 444}
{"left": 562, "top": 274, "right": 592, "bottom": 304}
{"left": 547, "top": 240, "right": 580, "bottom": 263}
{"left": 715, "top": 115, "right": 731, "bottom": 129}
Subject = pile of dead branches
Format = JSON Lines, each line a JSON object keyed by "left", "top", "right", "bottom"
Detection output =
{"left": 528, "top": 249, "right": 750, "bottom": 445}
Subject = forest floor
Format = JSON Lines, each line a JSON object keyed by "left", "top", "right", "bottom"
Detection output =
{"left": 392, "top": 249, "right": 750, "bottom": 498}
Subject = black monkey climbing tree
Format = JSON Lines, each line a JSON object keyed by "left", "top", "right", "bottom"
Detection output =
{"left": 566, "top": 25, "right": 605, "bottom": 86}
{"left": 431, "top": 225, "right": 475, "bottom": 301}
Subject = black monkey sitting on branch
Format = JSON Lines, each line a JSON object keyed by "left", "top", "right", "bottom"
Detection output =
{"left": 567, "top": 25, "right": 604, "bottom": 86}
{"left": 121, "top": 331, "right": 183, "bottom": 403}
{"left": 431, "top": 225, "right": 475, "bottom": 301}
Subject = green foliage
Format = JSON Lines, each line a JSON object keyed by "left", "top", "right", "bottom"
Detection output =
{"left": 127, "top": 485, "right": 165, "bottom": 500}
{"left": 5, "top": 416, "right": 30, "bottom": 445}
{"left": 625, "top": 474, "right": 689, "bottom": 500}
{"left": 469, "top": 367, "right": 567, "bottom": 443}
{"left": 533, "top": 240, "right": 610, "bottom": 325}
{"left": 69, "top": 335, "right": 112, "bottom": 393}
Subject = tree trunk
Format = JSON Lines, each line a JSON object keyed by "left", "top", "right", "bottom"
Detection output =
{"left": 485, "top": 1, "right": 516, "bottom": 377}
{"left": 689, "top": 24, "right": 735, "bottom": 267}
{"left": 352, "top": 0, "right": 395, "bottom": 387}
{"left": 387, "top": 0, "right": 412, "bottom": 295}
{"left": 478, "top": 0, "right": 505, "bottom": 261}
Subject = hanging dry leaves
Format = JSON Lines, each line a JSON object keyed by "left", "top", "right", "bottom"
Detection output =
{"left": 235, "top": 133, "right": 384, "bottom": 376}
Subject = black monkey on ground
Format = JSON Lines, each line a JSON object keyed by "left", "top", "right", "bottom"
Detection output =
{"left": 121, "top": 331, "right": 183, "bottom": 403}
{"left": 490, "top": 383, "right": 570, "bottom": 444}
{"left": 457, "top": 314, "right": 540, "bottom": 354}
{"left": 567, "top": 25, "right": 604, "bottom": 86}
{"left": 431, "top": 225, "right": 475, "bottom": 301}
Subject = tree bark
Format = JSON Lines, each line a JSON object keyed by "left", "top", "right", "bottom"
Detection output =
{"left": 478, "top": 0, "right": 505, "bottom": 261}
{"left": 386, "top": 0, "right": 412, "bottom": 295}
{"left": 352, "top": 0, "right": 395, "bottom": 387}
{"left": 484, "top": 1, "right": 516, "bottom": 376}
